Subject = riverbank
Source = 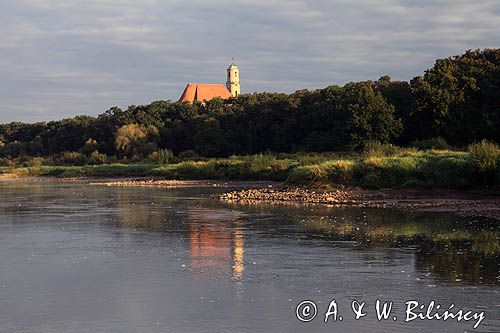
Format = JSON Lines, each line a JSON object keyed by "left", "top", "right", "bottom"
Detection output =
{"left": 1, "top": 148, "right": 499, "bottom": 220}
{"left": 0, "top": 149, "right": 498, "bottom": 189}
{"left": 1, "top": 176, "right": 498, "bottom": 220}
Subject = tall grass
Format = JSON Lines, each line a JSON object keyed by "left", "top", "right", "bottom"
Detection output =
{"left": 286, "top": 150, "right": 486, "bottom": 188}
{"left": 0, "top": 150, "right": 498, "bottom": 189}
{"left": 468, "top": 140, "right": 500, "bottom": 184}
{"left": 469, "top": 140, "right": 499, "bottom": 173}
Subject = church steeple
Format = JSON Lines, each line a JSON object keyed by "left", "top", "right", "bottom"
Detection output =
{"left": 226, "top": 62, "right": 240, "bottom": 97}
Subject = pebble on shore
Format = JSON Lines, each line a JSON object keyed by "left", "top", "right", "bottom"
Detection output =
{"left": 218, "top": 187, "right": 384, "bottom": 205}
{"left": 218, "top": 187, "right": 500, "bottom": 220}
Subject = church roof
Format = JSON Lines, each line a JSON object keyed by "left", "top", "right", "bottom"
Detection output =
{"left": 179, "top": 83, "right": 232, "bottom": 103}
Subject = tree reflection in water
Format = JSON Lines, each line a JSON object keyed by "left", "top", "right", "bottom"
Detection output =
{"left": 110, "top": 189, "right": 499, "bottom": 286}
{"left": 220, "top": 202, "right": 500, "bottom": 286}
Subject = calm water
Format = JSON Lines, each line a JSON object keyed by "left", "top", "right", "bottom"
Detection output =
{"left": 0, "top": 180, "right": 499, "bottom": 332}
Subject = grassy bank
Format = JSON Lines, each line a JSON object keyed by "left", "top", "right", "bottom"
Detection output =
{"left": 1, "top": 147, "right": 499, "bottom": 189}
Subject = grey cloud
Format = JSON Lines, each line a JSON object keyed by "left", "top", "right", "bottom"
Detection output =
{"left": 0, "top": 0, "right": 498, "bottom": 122}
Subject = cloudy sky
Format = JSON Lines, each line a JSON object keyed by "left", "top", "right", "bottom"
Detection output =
{"left": 0, "top": 0, "right": 498, "bottom": 123}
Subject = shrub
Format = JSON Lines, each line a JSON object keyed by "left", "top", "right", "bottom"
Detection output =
{"left": 0, "top": 157, "right": 14, "bottom": 167}
{"left": 286, "top": 160, "right": 354, "bottom": 184}
{"left": 325, "top": 160, "right": 355, "bottom": 183}
{"left": 88, "top": 150, "right": 108, "bottom": 165}
{"left": 243, "top": 154, "right": 275, "bottom": 171}
{"left": 157, "top": 149, "right": 175, "bottom": 165}
{"left": 174, "top": 161, "right": 208, "bottom": 179}
{"left": 59, "top": 168, "right": 85, "bottom": 177}
{"left": 286, "top": 166, "right": 317, "bottom": 184}
{"left": 138, "top": 142, "right": 157, "bottom": 157}
{"left": 131, "top": 154, "right": 142, "bottom": 163}
{"left": 363, "top": 141, "right": 400, "bottom": 158}
{"left": 57, "top": 151, "right": 88, "bottom": 166}
{"left": 106, "top": 155, "right": 120, "bottom": 164}
{"left": 213, "top": 160, "right": 245, "bottom": 179}
{"left": 290, "top": 152, "right": 335, "bottom": 166}
{"left": 21, "top": 156, "right": 45, "bottom": 167}
{"left": 240, "top": 154, "right": 290, "bottom": 180}
{"left": 178, "top": 150, "right": 199, "bottom": 160}
{"left": 410, "top": 137, "right": 449, "bottom": 150}
{"left": 148, "top": 151, "right": 159, "bottom": 163}
{"left": 469, "top": 140, "right": 499, "bottom": 174}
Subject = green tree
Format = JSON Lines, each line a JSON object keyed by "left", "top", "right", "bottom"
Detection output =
{"left": 193, "top": 118, "right": 229, "bottom": 157}
{"left": 410, "top": 49, "right": 500, "bottom": 145}
{"left": 114, "top": 124, "right": 147, "bottom": 157}
{"left": 342, "top": 82, "right": 402, "bottom": 148}
{"left": 375, "top": 76, "right": 414, "bottom": 144}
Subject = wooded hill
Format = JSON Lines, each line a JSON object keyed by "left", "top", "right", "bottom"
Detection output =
{"left": 1, "top": 49, "right": 498, "bottom": 161}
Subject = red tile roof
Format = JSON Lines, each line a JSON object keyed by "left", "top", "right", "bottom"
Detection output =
{"left": 179, "top": 84, "right": 232, "bottom": 103}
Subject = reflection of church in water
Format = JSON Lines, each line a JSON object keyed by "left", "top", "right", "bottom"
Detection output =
{"left": 187, "top": 209, "right": 245, "bottom": 281}
{"left": 112, "top": 190, "right": 246, "bottom": 282}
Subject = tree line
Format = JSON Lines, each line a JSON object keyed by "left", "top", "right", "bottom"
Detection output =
{"left": 0, "top": 49, "right": 498, "bottom": 162}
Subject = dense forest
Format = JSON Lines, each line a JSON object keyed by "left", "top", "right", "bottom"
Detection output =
{"left": 0, "top": 49, "right": 498, "bottom": 164}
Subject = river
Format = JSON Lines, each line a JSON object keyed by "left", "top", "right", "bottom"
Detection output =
{"left": 0, "top": 180, "right": 498, "bottom": 332}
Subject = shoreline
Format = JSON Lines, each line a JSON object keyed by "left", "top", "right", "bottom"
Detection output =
{"left": 1, "top": 176, "right": 499, "bottom": 220}
{"left": 0, "top": 176, "right": 280, "bottom": 189}
{"left": 88, "top": 179, "right": 278, "bottom": 189}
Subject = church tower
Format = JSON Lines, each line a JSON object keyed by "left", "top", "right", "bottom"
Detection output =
{"left": 226, "top": 63, "right": 240, "bottom": 97}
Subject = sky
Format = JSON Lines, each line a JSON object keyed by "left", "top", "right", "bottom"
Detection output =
{"left": 0, "top": 0, "right": 499, "bottom": 123}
